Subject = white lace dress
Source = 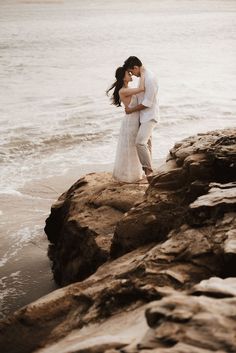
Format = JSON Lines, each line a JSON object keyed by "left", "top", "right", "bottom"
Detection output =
{"left": 113, "top": 95, "right": 143, "bottom": 183}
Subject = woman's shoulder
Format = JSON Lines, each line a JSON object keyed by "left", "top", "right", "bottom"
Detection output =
{"left": 119, "top": 87, "right": 126, "bottom": 96}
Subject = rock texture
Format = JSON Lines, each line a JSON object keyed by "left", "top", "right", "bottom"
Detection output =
{"left": 0, "top": 128, "right": 235, "bottom": 353}
{"left": 111, "top": 130, "right": 236, "bottom": 257}
{"left": 134, "top": 280, "right": 236, "bottom": 353}
{"left": 45, "top": 173, "right": 147, "bottom": 285}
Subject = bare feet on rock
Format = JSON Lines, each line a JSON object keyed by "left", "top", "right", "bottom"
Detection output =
{"left": 143, "top": 168, "right": 154, "bottom": 183}
{"left": 135, "top": 177, "right": 148, "bottom": 184}
{"left": 147, "top": 173, "right": 154, "bottom": 184}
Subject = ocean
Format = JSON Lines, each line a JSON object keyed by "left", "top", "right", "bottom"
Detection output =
{"left": 0, "top": 0, "right": 236, "bottom": 316}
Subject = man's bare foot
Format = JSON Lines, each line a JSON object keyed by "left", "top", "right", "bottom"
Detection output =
{"left": 136, "top": 177, "right": 148, "bottom": 184}
{"left": 144, "top": 167, "right": 153, "bottom": 176}
{"left": 132, "top": 176, "right": 147, "bottom": 184}
{"left": 147, "top": 173, "right": 154, "bottom": 184}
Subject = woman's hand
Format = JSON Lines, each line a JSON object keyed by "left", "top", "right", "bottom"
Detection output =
{"left": 125, "top": 106, "right": 133, "bottom": 114}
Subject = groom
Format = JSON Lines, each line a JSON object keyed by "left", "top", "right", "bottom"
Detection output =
{"left": 123, "top": 56, "right": 159, "bottom": 177}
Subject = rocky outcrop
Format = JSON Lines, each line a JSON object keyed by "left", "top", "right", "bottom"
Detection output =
{"left": 45, "top": 172, "right": 147, "bottom": 285}
{"left": 130, "top": 278, "right": 236, "bottom": 353}
{"left": 45, "top": 129, "right": 236, "bottom": 285}
{"left": 111, "top": 129, "right": 236, "bottom": 257}
{"left": 0, "top": 128, "right": 235, "bottom": 353}
{"left": 0, "top": 245, "right": 236, "bottom": 353}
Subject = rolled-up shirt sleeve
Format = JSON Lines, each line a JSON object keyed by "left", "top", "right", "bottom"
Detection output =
{"left": 142, "top": 77, "right": 158, "bottom": 108}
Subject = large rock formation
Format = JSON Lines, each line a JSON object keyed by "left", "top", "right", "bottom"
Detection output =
{"left": 44, "top": 172, "right": 147, "bottom": 285}
{"left": 129, "top": 278, "right": 236, "bottom": 353}
{"left": 0, "top": 128, "right": 235, "bottom": 353}
{"left": 111, "top": 129, "right": 236, "bottom": 257}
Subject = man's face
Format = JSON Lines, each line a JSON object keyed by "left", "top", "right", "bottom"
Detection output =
{"left": 128, "top": 66, "right": 140, "bottom": 77}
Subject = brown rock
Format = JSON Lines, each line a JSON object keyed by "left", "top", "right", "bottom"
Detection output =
{"left": 45, "top": 173, "right": 146, "bottom": 285}
{"left": 118, "top": 280, "right": 236, "bottom": 353}
{"left": 188, "top": 182, "right": 236, "bottom": 227}
{"left": 1, "top": 210, "right": 235, "bottom": 353}
{"left": 111, "top": 129, "right": 236, "bottom": 257}
{"left": 192, "top": 277, "right": 236, "bottom": 298}
{"left": 140, "top": 288, "right": 236, "bottom": 353}
{"left": 1, "top": 129, "right": 235, "bottom": 353}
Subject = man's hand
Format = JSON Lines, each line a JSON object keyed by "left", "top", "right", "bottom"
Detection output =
{"left": 125, "top": 104, "right": 147, "bottom": 115}
{"left": 125, "top": 106, "right": 133, "bottom": 114}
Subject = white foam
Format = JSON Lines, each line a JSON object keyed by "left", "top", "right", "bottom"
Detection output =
{"left": 0, "top": 189, "right": 23, "bottom": 197}
{"left": 0, "top": 270, "right": 25, "bottom": 319}
{"left": 0, "top": 0, "right": 236, "bottom": 194}
{"left": 0, "top": 225, "right": 43, "bottom": 268}
{"left": 9, "top": 271, "right": 21, "bottom": 278}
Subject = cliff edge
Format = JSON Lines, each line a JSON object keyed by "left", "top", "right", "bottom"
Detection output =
{"left": 0, "top": 128, "right": 235, "bottom": 353}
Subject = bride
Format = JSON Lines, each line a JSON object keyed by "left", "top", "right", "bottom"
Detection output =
{"left": 107, "top": 66, "right": 145, "bottom": 183}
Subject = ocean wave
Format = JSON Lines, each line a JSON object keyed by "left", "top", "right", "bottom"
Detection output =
{"left": 0, "top": 189, "right": 23, "bottom": 197}
{"left": 0, "top": 271, "right": 24, "bottom": 319}
{"left": 0, "top": 130, "right": 109, "bottom": 163}
{"left": 159, "top": 114, "right": 203, "bottom": 127}
{"left": 0, "top": 225, "right": 43, "bottom": 268}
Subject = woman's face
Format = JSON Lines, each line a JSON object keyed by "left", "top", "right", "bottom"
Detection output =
{"left": 124, "top": 70, "right": 132, "bottom": 83}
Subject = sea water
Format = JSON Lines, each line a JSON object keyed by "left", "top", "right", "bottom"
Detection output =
{"left": 0, "top": 0, "right": 236, "bottom": 316}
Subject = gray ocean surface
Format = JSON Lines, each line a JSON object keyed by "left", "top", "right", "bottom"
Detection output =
{"left": 0, "top": 0, "right": 236, "bottom": 316}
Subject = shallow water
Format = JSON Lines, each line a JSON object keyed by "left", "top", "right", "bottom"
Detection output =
{"left": 0, "top": 0, "right": 236, "bottom": 316}
{"left": 1, "top": 0, "right": 236, "bottom": 191}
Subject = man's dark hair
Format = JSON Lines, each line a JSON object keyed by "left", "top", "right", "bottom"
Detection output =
{"left": 123, "top": 56, "right": 142, "bottom": 70}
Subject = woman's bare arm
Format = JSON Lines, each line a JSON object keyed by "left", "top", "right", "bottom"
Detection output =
{"left": 125, "top": 103, "right": 147, "bottom": 114}
{"left": 120, "top": 66, "right": 145, "bottom": 98}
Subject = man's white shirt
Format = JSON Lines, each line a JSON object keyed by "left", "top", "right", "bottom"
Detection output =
{"left": 137, "top": 69, "right": 159, "bottom": 123}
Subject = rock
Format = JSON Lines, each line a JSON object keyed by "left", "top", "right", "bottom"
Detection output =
{"left": 44, "top": 173, "right": 146, "bottom": 285}
{"left": 44, "top": 129, "right": 236, "bottom": 277}
{"left": 190, "top": 182, "right": 236, "bottom": 208}
{"left": 138, "top": 285, "right": 236, "bottom": 353}
{"left": 1, "top": 129, "right": 235, "bottom": 353}
{"left": 224, "top": 229, "right": 236, "bottom": 255}
{"left": 0, "top": 246, "right": 160, "bottom": 353}
{"left": 1, "top": 211, "right": 236, "bottom": 352}
{"left": 192, "top": 277, "right": 236, "bottom": 298}
{"left": 136, "top": 343, "right": 222, "bottom": 352}
{"left": 111, "top": 129, "right": 236, "bottom": 257}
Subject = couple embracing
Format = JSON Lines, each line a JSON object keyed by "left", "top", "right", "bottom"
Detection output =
{"left": 107, "top": 56, "right": 159, "bottom": 183}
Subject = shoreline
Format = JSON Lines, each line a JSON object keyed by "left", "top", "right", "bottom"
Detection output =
{"left": 0, "top": 163, "right": 113, "bottom": 318}
{"left": 0, "top": 159, "right": 164, "bottom": 318}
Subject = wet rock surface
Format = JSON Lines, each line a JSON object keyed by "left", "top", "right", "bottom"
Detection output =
{"left": 0, "top": 128, "right": 235, "bottom": 353}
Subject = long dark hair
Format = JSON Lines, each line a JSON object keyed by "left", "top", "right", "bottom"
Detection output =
{"left": 106, "top": 66, "right": 126, "bottom": 107}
